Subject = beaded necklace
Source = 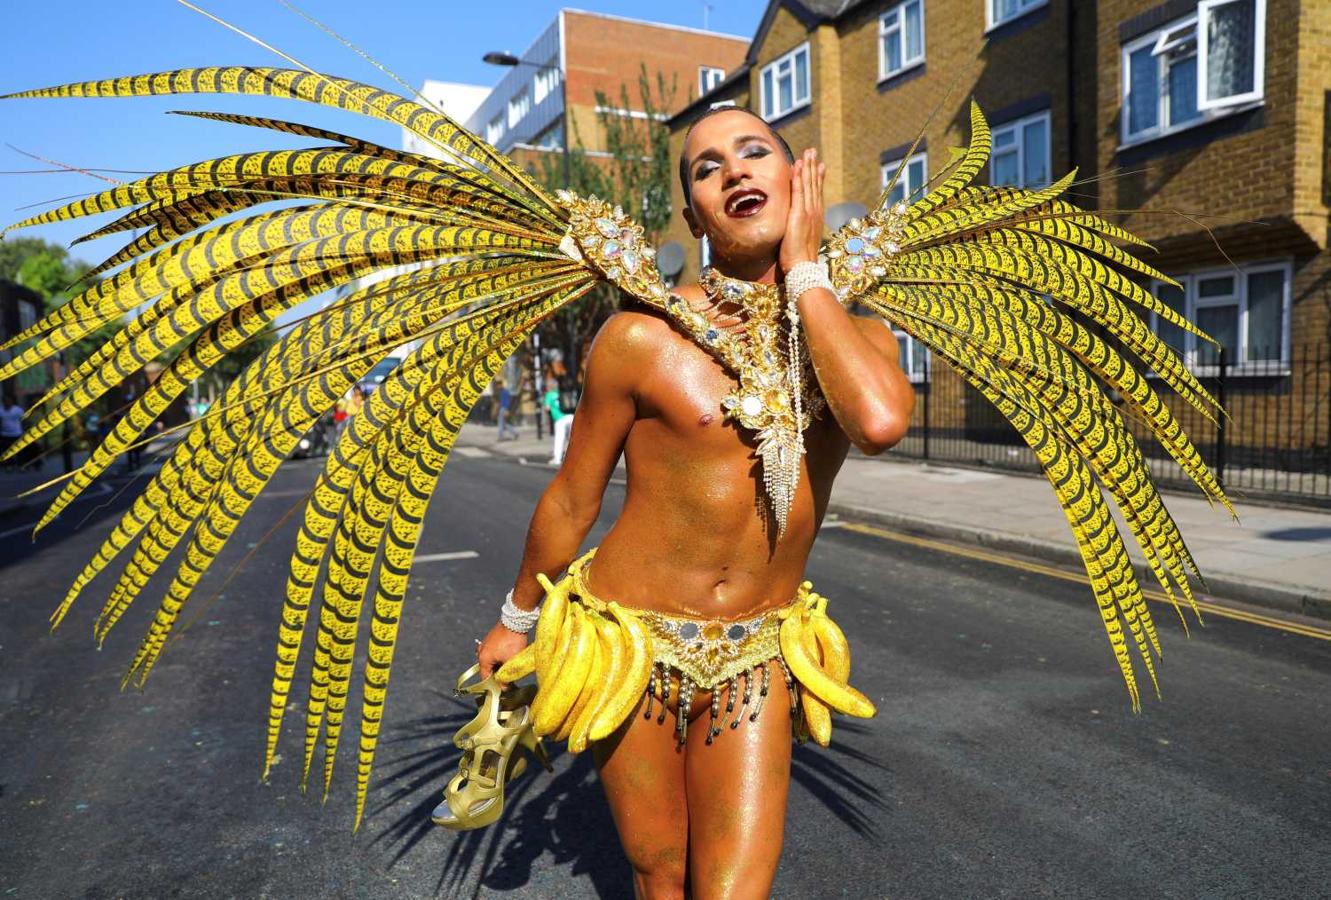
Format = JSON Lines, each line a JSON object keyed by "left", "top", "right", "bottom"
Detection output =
{"left": 660, "top": 268, "right": 824, "bottom": 537}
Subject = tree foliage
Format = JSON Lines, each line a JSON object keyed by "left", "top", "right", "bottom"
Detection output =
{"left": 534, "top": 65, "right": 678, "bottom": 376}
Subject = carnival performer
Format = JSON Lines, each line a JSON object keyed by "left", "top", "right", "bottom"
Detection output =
{"left": 474, "top": 106, "right": 914, "bottom": 897}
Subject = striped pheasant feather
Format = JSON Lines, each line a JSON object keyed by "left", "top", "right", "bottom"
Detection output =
{"left": 835, "top": 102, "right": 1233, "bottom": 708}
{"left": 2, "top": 67, "right": 600, "bottom": 830}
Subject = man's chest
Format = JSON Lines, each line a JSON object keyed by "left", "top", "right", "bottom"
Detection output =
{"left": 630, "top": 334, "right": 844, "bottom": 465}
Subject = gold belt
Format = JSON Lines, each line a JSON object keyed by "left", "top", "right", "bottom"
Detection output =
{"left": 566, "top": 550, "right": 795, "bottom": 689}
{"left": 521, "top": 548, "right": 876, "bottom": 751}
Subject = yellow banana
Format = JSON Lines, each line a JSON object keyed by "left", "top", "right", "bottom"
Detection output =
{"left": 533, "top": 602, "right": 590, "bottom": 735}
{"left": 495, "top": 641, "right": 536, "bottom": 684}
{"left": 780, "top": 614, "right": 876, "bottom": 718}
{"left": 533, "top": 572, "right": 567, "bottom": 681}
{"left": 797, "top": 613, "right": 833, "bottom": 745}
{"left": 810, "top": 600, "right": 851, "bottom": 683}
{"left": 530, "top": 600, "right": 574, "bottom": 727}
{"left": 590, "top": 603, "right": 653, "bottom": 742}
{"left": 565, "top": 614, "right": 608, "bottom": 752}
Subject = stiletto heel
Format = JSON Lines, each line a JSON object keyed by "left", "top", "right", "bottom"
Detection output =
{"left": 431, "top": 665, "right": 548, "bottom": 830}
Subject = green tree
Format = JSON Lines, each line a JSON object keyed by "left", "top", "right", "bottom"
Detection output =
{"left": 535, "top": 65, "right": 678, "bottom": 377}
{"left": 0, "top": 236, "right": 67, "bottom": 283}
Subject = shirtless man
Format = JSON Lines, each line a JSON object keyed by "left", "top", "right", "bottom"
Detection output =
{"left": 477, "top": 107, "right": 917, "bottom": 899}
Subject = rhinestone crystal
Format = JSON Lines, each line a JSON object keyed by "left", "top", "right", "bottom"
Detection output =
{"left": 603, "top": 240, "right": 621, "bottom": 259}
{"left": 595, "top": 218, "right": 618, "bottom": 238}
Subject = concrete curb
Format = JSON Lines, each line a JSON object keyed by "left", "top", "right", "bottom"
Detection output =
{"left": 826, "top": 500, "right": 1331, "bottom": 623}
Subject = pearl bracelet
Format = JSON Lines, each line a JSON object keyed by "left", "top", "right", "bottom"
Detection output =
{"left": 500, "top": 589, "right": 541, "bottom": 634}
{"left": 784, "top": 260, "right": 834, "bottom": 305}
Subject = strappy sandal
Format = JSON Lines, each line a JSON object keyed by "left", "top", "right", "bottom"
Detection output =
{"left": 431, "top": 664, "right": 551, "bottom": 831}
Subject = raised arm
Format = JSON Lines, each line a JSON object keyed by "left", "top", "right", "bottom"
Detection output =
{"left": 782, "top": 148, "right": 916, "bottom": 455}
{"left": 477, "top": 312, "right": 643, "bottom": 677}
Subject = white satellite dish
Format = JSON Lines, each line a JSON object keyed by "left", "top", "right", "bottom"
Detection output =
{"left": 826, "top": 202, "right": 869, "bottom": 231}
{"left": 656, "top": 241, "right": 686, "bottom": 278}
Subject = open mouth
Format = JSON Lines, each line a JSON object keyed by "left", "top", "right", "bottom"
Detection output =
{"left": 725, "top": 189, "right": 767, "bottom": 218}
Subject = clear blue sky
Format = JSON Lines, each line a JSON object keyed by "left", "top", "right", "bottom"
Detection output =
{"left": 0, "top": 0, "right": 765, "bottom": 266}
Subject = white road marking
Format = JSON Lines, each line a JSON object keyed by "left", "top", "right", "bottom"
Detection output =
{"left": 413, "top": 550, "right": 479, "bottom": 563}
{"left": 0, "top": 483, "right": 115, "bottom": 538}
{"left": 454, "top": 447, "right": 492, "bottom": 459}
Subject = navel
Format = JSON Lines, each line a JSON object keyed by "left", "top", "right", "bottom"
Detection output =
{"left": 698, "top": 413, "right": 715, "bottom": 427}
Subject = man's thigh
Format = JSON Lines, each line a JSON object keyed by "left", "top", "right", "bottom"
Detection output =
{"left": 684, "top": 665, "right": 794, "bottom": 900}
{"left": 594, "top": 694, "right": 689, "bottom": 882}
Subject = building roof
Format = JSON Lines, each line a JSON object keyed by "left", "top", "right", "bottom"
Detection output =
{"left": 667, "top": 0, "right": 877, "bottom": 128}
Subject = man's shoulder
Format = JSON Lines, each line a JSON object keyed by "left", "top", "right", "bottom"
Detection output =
{"left": 591, "top": 306, "right": 674, "bottom": 358}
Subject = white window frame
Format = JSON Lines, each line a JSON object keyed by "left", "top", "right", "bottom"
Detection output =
{"left": 534, "top": 63, "right": 560, "bottom": 105}
{"left": 879, "top": 0, "right": 925, "bottom": 81}
{"left": 892, "top": 330, "right": 930, "bottom": 383}
{"left": 1119, "top": 0, "right": 1265, "bottom": 147}
{"left": 485, "top": 113, "right": 504, "bottom": 145}
{"left": 507, "top": 86, "right": 531, "bottom": 128}
{"left": 989, "top": 110, "right": 1050, "bottom": 188}
{"left": 759, "top": 43, "right": 811, "bottom": 122}
{"left": 699, "top": 66, "right": 726, "bottom": 95}
{"left": 1149, "top": 258, "right": 1292, "bottom": 374}
{"left": 880, "top": 150, "right": 928, "bottom": 206}
{"left": 1197, "top": 0, "right": 1266, "bottom": 110}
{"left": 986, "top": 0, "right": 1048, "bottom": 32}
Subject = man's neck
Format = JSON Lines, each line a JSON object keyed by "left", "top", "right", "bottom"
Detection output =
{"left": 710, "top": 254, "right": 780, "bottom": 285}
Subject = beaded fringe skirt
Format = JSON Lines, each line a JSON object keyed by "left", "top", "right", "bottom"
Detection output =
{"left": 561, "top": 550, "right": 807, "bottom": 745}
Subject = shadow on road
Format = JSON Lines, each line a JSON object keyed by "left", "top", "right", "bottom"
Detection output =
{"left": 370, "top": 699, "right": 893, "bottom": 897}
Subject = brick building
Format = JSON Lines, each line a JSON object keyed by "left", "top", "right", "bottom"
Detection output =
{"left": 665, "top": 0, "right": 1330, "bottom": 500}
{"left": 407, "top": 10, "right": 748, "bottom": 173}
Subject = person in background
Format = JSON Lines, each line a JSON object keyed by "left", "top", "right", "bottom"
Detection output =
{"left": 495, "top": 377, "right": 519, "bottom": 441}
{"left": 545, "top": 377, "right": 573, "bottom": 466}
{"left": 0, "top": 392, "right": 24, "bottom": 468}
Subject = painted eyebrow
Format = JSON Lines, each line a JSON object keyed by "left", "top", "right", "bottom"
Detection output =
{"left": 690, "top": 133, "right": 775, "bottom": 175}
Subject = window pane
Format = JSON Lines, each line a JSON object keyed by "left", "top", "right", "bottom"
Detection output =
{"left": 1155, "top": 283, "right": 1187, "bottom": 353}
{"left": 779, "top": 71, "right": 793, "bottom": 112}
{"left": 763, "top": 69, "right": 773, "bottom": 117}
{"left": 795, "top": 49, "right": 809, "bottom": 102}
{"left": 1128, "top": 46, "right": 1160, "bottom": 134}
{"left": 882, "top": 8, "right": 898, "bottom": 29}
{"left": 905, "top": 2, "right": 923, "bottom": 59}
{"left": 1206, "top": 0, "right": 1256, "bottom": 101}
{"left": 911, "top": 337, "right": 928, "bottom": 376}
{"left": 1196, "top": 304, "right": 1238, "bottom": 365}
{"left": 992, "top": 148, "right": 1018, "bottom": 186}
{"left": 885, "top": 33, "right": 901, "bottom": 72}
{"left": 1022, "top": 118, "right": 1048, "bottom": 186}
{"left": 993, "top": 0, "right": 1018, "bottom": 22}
{"left": 1198, "top": 275, "right": 1235, "bottom": 297}
{"left": 908, "top": 157, "right": 926, "bottom": 195}
{"left": 1246, "top": 270, "right": 1284, "bottom": 361}
{"left": 1168, "top": 54, "right": 1202, "bottom": 125}
{"left": 896, "top": 335, "right": 909, "bottom": 373}
{"left": 993, "top": 128, "right": 1016, "bottom": 148}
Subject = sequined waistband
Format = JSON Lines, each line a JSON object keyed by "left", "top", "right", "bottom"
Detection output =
{"left": 560, "top": 549, "right": 803, "bottom": 689}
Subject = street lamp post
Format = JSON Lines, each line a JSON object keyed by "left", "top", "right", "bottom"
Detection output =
{"left": 482, "top": 50, "right": 570, "bottom": 440}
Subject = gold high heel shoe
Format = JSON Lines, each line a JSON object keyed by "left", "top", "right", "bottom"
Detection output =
{"left": 431, "top": 664, "right": 550, "bottom": 831}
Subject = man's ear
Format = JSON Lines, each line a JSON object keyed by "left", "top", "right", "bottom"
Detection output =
{"left": 682, "top": 205, "right": 704, "bottom": 240}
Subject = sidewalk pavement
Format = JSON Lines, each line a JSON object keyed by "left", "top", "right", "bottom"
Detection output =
{"left": 455, "top": 421, "right": 1331, "bottom": 621}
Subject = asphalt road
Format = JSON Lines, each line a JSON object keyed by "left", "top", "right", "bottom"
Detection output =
{"left": 1, "top": 450, "right": 1328, "bottom": 899}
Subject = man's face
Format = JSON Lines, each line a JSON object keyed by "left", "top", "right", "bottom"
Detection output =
{"left": 682, "top": 110, "right": 792, "bottom": 262}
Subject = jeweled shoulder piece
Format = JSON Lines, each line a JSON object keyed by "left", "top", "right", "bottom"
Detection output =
{"left": 556, "top": 190, "right": 670, "bottom": 310}
{"left": 823, "top": 202, "right": 910, "bottom": 302}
